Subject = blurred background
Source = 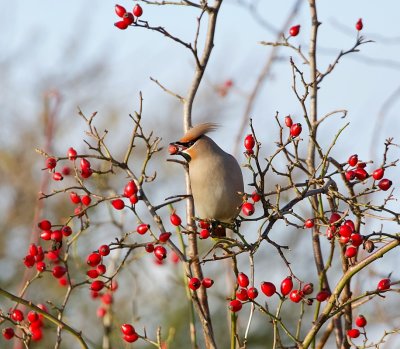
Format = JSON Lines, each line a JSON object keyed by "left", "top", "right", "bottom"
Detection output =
{"left": 1, "top": 0, "right": 400, "bottom": 348}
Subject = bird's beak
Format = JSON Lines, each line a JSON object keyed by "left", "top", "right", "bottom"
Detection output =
{"left": 168, "top": 142, "right": 191, "bottom": 161}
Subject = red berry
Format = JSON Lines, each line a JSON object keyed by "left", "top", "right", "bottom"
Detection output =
{"left": 350, "top": 233, "right": 363, "bottom": 247}
{"left": 31, "top": 327, "right": 43, "bottom": 341}
{"left": 329, "top": 213, "right": 341, "bottom": 225}
{"left": 355, "top": 315, "right": 367, "bottom": 327}
{"left": 36, "top": 261, "right": 46, "bottom": 272}
{"left": 237, "top": 272, "right": 249, "bottom": 288}
{"left": 302, "top": 283, "right": 314, "bottom": 295}
{"left": 345, "top": 170, "right": 356, "bottom": 181}
{"left": 123, "top": 12, "right": 134, "bottom": 25}
{"left": 11, "top": 309, "right": 24, "bottom": 322}
{"left": 40, "top": 231, "right": 51, "bottom": 243}
{"left": 67, "top": 147, "right": 77, "bottom": 160}
{"left": 133, "top": 4, "right": 143, "bottom": 17}
{"left": 372, "top": 168, "right": 384, "bottom": 180}
{"left": 378, "top": 178, "right": 392, "bottom": 191}
{"left": 189, "top": 277, "right": 201, "bottom": 290}
{"left": 80, "top": 158, "right": 91, "bottom": 170}
{"left": 289, "top": 25, "right": 300, "bottom": 37}
{"left": 348, "top": 154, "right": 358, "bottom": 167}
{"left": 198, "top": 220, "right": 210, "bottom": 229}
{"left": 355, "top": 168, "right": 368, "bottom": 180}
{"left": 229, "top": 299, "right": 242, "bottom": 312}
{"left": 236, "top": 288, "right": 249, "bottom": 301}
{"left": 290, "top": 123, "right": 302, "bottom": 137}
{"left": 111, "top": 199, "right": 125, "bottom": 210}
{"left": 244, "top": 134, "right": 255, "bottom": 150}
{"left": 87, "top": 269, "right": 99, "bottom": 279}
{"left": 247, "top": 287, "right": 258, "bottom": 300}
{"left": 115, "top": 4, "right": 126, "bottom": 17}
{"left": 304, "top": 219, "right": 314, "bottom": 228}
{"left": 280, "top": 276, "right": 293, "bottom": 296}
{"left": 355, "top": 18, "right": 363, "bottom": 31}
{"left": 339, "top": 235, "right": 350, "bottom": 244}
{"left": 261, "top": 281, "right": 276, "bottom": 297}
{"left": 202, "top": 278, "right": 214, "bottom": 288}
{"left": 170, "top": 212, "right": 182, "bottom": 226}
{"left": 51, "top": 230, "right": 63, "bottom": 242}
{"left": 145, "top": 243, "right": 154, "bottom": 253}
{"left": 81, "top": 195, "right": 91, "bottom": 206}
{"left": 52, "top": 265, "right": 67, "bottom": 278}
{"left": 46, "top": 157, "right": 57, "bottom": 169}
{"left": 81, "top": 168, "right": 93, "bottom": 178}
{"left": 101, "top": 293, "right": 113, "bottom": 305}
{"left": 242, "top": 202, "right": 255, "bottom": 216}
{"left": 154, "top": 245, "right": 167, "bottom": 260}
{"left": 168, "top": 144, "right": 179, "bottom": 155}
{"left": 251, "top": 191, "right": 261, "bottom": 202}
{"left": 289, "top": 289, "right": 303, "bottom": 303}
{"left": 27, "top": 311, "right": 39, "bottom": 323}
{"left": 61, "top": 226, "right": 72, "bottom": 236}
{"left": 129, "top": 194, "right": 138, "bottom": 204}
{"left": 124, "top": 333, "right": 139, "bottom": 343}
{"left": 53, "top": 172, "right": 63, "bottom": 181}
{"left": 347, "top": 328, "right": 360, "bottom": 338}
{"left": 345, "top": 246, "right": 357, "bottom": 258}
{"left": 97, "top": 307, "right": 106, "bottom": 318}
{"left": 159, "top": 232, "right": 171, "bottom": 243}
{"left": 316, "top": 289, "right": 330, "bottom": 302}
{"left": 2, "top": 328, "right": 14, "bottom": 340}
{"left": 70, "top": 192, "right": 81, "bottom": 204}
{"left": 137, "top": 223, "right": 149, "bottom": 235}
{"left": 87, "top": 252, "right": 102, "bottom": 267}
{"left": 97, "top": 264, "right": 107, "bottom": 275}
{"left": 339, "top": 225, "right": 352, "bottom": 238}
{"left": 357, "top": 162, "right": 367, "bottom": 169}
{"left": 62, "top": 165, "right": 71, "bottom": 175}
{"left": 124, "top": 180, "right": 138, "bottom": 197}
{"left": 90, "top": 280, "right": 105, "bottom": 291}
{"left": 344, "top": 219, "right": 355, "bottom": 232}
{"left": 199, "top": 229, "right": 210, "bottom": 239}
{"left": 284, "top": 115, "right": 293, "bottom": 127}
{"left": 38, "top": 219, "right": 52, "bottom": 230}
{"left": 24, "top": 255, "right": 35, "bottom": 268}
{"left": 99, "top": 245, "right": 110, "bottom": 256}
{"left": 121, "top": 323, "right": 135, "bottom": 336}
{"left": 377, "top": 278, "right": 391, "bottom": 291}
{"left": 29, "top": 244, "right": 38, "bottom": 256}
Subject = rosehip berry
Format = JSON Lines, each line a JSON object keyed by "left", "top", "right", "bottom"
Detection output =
{"left": 124, "top": 180, "right": 137, "bottom": 197}
{"left": 244, "top": 134, "right": 255, "bottom": 150}
{"left": 304, "top": 219, "right": 314, "bottom": 228}
{"left": 31, "top": 327, "right": 43, "bottom": 341}
{"left": 51, "top": 230, "right": 63, "bottom": 242}
{"left": 377, "top": 278, "right": 391, "bottom": 291}
{"left": 289, "top": 25, "right": 300, "bottom": 37}
{"left": 236, "top": 288, "right": 249, "bottom": 301}
{"left": 124, "top": 333, "right": 139, "bottom": 343}
{"left": 280, "top": 276, "right": 293, "bottom": 296}
{"left": 189, "top": 277, "right": 201, "bottom": 290}
{"left": 27, "top": 311, "right": 39, "bottom": 323}
{"left": 159, "top": 232, "right": 171, "bottom": 243}
{"left": 339, "top": 235, "right": 350, "bottom": 244}
{"left": 46, "top": 157, "right": 57, "bottom": 169}
{"left": 67, "top": 147, "right": 77, "bottom": 160}
{"left": 47, "top": 249, "right": 60, "bottom": 261}
{"left": 237, "top": 272, "right": 249, "bottom": 288}
{"left": 242, "top": 202, "right": 255, "bottom": 216}
{"left": 29, "top": 244, "right": 38, "bottom": 257}
{"left": 101, "top": 293, "right": 113, "bottom": 305}
{"left": 123, "top": 12, "right": 134, "bottom": 25}
{"left": 284, "top": 115, "right": 293, "bottom": 127}
{"left": 52, "top": 172, "right": 63, "bottom": 181}
{"left": 350, "top": 233, "right": 363, "bottom": 247}
{"left": 62, "top": 165, "right": 71, "bottom": 175}
{"left": 329, "top": 213, "right": 341, "bottom": 225}
{"left": 199, "top": 229, "right": 210, "bottom": 239}
{"left": 347, "top": 328, "right": 360, "bottom": 338}
{"left": 170, "top": 212, "right": 182, "bottom": 226}
{"left": 378, "top": 178, "right": 392, "bottom": 191}
{"left": 74, "top": 205, "right": 84, "bottom": 217}
{"left": 339, "top": 225, "right": 352, "bottom": 238}
{"left": 251, "top": 191, "right": 261, "bottom": 202}
{"left": 80, "top": 158, "right": 91, "bottom": 170}
{"left": 81, "top": 168, "right": 93, "bottom": 178}
{"left": 97, "top": 307, "right": 106, "bottom": 318}
{"left": 87, "top": 269, "right": 99, "bottom": 279}
{"left": 247, "top": 287, "right": 259, "bottom": 300}
{"left": 229, "top": 299, "right": 242, "bottom": 312}
{"left": 36, "top": 261, "right": 46, "bottom": 272}
{"left": 136, "top": 223, "right": 149, "bottom": 235}
{"left": 2, "top": 328, "right": 14, "bottom": 340}
{"left": 38, "top": 219, "right": 52, "bottom": 230}
{"left": 11, "top": 309, "right": 24, "bottom": 322}
{"left": 97, "top": 264, "right": 107, "bottom": 275}
{"left": 70, "top": 192, "right": 81, "bottom": 204}
{"left": 348, "top": 154, "right": 358, "bottom": 167}
{"left": 202, "top": 278, "right": 214, "bottom": 288}
{"left": 168, "top": 144, "right": 179, "bottom": 155}
{"left": 52, "top": 265, "right": 67, "bottom": 279}
{"left": 316, "top": 289, "right": 330, "bottom": 302}
{"left": 289, "top": 289, "right": 303, "bottom": 303}
{"left": 290, "top": 123, "right": 302, "bottom": 137}
{"left": 372, "top": 168, "right": 384, "bottom": 180}
{"left": 355, "top": 168, "right": 368, "bottom": 180}
{"left": 261, "top": 281, "right": 276, "bottom": 297}
{"left": 344, "top": 219, "right": 355, "bottom": 232}
{"left": 345, "top": 170, "right": 356, "bottom": 181}
{"left": 355, "top": 18, "right": 363, "bottom": 31}
{"left": 129, "top": 194, "right": 138, "bottom": 204}
{"left": 302, "top": 283, "right": 314, "bottom": 295}
{"left": 61, "top": 226, "right": 72, "bottom": 237}
{"left": 87, "top": 252, "right": 102, "bottom": 267}
{"left": 357, "top": 162, "right": 367, "bottom": 169}
{"left": 154, "top": 245, "right": 167, "bottom": 260}
{"left": 90, "top": 280, "right": 105, "bottom": 291}
{"left": 81, "top": 195, "right": 91, "bottom": 206}
{"left": 145, "top": 243, "right": 154, "bottom": 253}
{"left": 24, "top": 255, "right": 35, "bottom": 268}
{"left": 355, "top": 314, "right": 367, "bottom": 327}
{"left": 99, "top": 245, "right": 110, "bottom": 256}
{"left": 133, "top": 4, "right": 143, "bottom": 17}
{"left": 121, "top": 323, "right": 135, "bottom": 336}
{"left": 111, "top": 199, "right": 125, "bottom": 210}
{"left": 115, "top": 4, "right": 127, "bottom": 17}
{"left": 345, "top": 246, "right": 357, "bottom": 258}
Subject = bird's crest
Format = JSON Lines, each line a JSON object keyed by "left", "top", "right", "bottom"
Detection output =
{"left": 179, "top": 123, "right": 218, "bottom": 143}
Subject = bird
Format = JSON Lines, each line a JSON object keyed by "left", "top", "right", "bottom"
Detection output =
{"left": 169, "top": 123, "right": 244, "bottom": 236}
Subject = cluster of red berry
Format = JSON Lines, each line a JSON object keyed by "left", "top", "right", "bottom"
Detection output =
{"left": 284, "top": 115, "right": 302, "bottom": 137}
{"left": 114, "top": 4, "right": 143, "bottom": 30}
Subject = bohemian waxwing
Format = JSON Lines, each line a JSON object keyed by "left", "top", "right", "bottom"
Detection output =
{"left": 169, "top": 123, "right": 244, "bottom": 235}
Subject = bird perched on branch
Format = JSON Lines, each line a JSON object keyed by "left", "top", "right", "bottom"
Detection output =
{"left": 169, "top": 123, "right": 244, "bottom": 236}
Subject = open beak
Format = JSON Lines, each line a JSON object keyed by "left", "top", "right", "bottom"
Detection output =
{"left": 168, "top": 142, "right": 186, "bottom": 155}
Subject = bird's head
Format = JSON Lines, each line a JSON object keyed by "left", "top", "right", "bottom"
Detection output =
{"left": 168, "top": 123, "right": 218, "bottom": 162}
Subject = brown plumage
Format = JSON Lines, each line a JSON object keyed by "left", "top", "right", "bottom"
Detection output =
{"left": 170, "top": 123, "right": 244, "bottom": 235}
